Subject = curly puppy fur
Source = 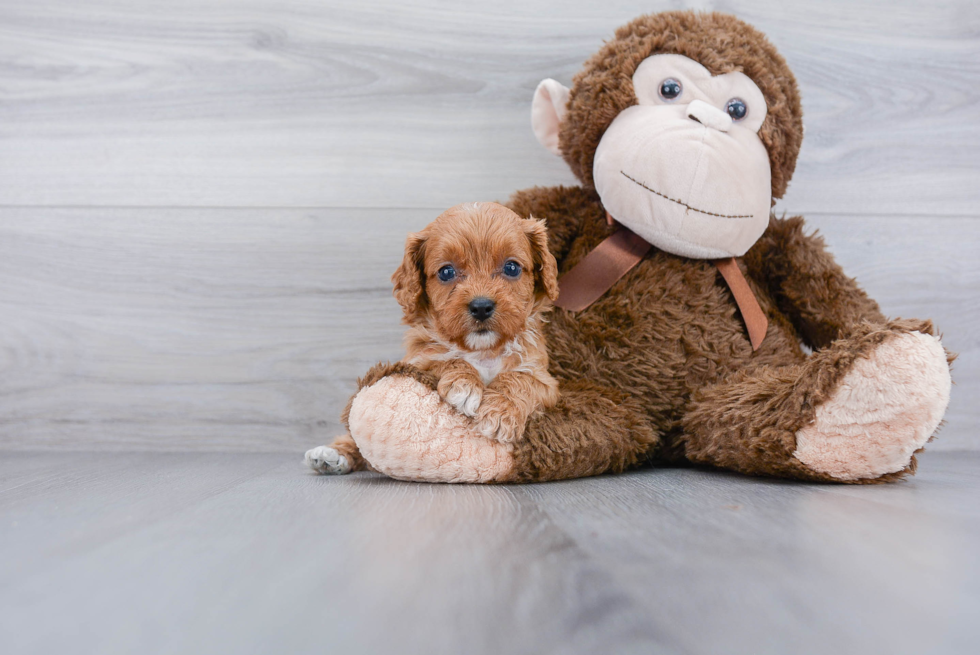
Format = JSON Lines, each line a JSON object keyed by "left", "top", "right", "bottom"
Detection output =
{"left": 329, "top": 203, "right": 561, "bottom": 468}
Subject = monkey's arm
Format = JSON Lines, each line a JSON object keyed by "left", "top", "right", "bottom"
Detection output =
{"left": 506, "top": 185, "right": 600, "bottom": 264}
{"left": 743, "top": 215, "right": 886, "bottom": 351}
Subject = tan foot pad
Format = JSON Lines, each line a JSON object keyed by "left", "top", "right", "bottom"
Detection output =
{"left": 794, "top": 332, "right": 951, "bottom": 481}
{"left": 348, "top": 376, "right": 515, "bottom": 483}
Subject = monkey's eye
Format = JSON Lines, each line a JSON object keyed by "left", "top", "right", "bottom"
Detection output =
{"left": 659, "top": 78, "right": 682, "bottom": 101}
{"left": 437, "top": 265, "right": 456, "bottom": 282}
{"left": 726, "top": 98, "right": 747, "bottom": 121}
{"left": 502, "top": 261, "right": 522, "bottom": 279}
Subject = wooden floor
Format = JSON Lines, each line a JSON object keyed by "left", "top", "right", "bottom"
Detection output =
{"left": 1, "top": 451, "right": 978, "bottom": 655}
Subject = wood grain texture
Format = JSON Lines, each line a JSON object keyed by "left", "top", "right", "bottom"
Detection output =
{"left": 0, "top": 208, "right": 975, "bottom": 451}
{"left": 0, "top": 208, "right": 427, "bottom": 451}
{"left": 0, "top": 1, "right": 976, "bottom": 452}
{"left": 1, "top": 451, "right": 978, "bottom": 655}
{"left": 0, "top": 0, "right": 978, "bottom": 213}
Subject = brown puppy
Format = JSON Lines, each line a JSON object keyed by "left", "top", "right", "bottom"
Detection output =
{"left": 306, "top": 202, "right": 560, "bottom": 475}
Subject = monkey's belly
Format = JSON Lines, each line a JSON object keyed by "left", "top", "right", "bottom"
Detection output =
{"left": 545, "top": 251, "right": 805, "bottom": 426}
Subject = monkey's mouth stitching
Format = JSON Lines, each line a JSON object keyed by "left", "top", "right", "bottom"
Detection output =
{"left": 620, "top": 171, "right": 753, "bottom": 220}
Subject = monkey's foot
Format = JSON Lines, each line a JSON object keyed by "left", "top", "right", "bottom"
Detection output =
{"left": 348, "top": 375, "right": 515, "bottom": 483}
{"left": 793, "top": 331, "right": 951, "bottom": 481}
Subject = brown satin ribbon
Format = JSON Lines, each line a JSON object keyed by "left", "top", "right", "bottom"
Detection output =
{"left": 713, "top": 257, "right": 768, "bottom": 351}
{"left": 554, "top": 217, "right": 768, "bottom": 351}
{"left": 553, "top": 226, "right": 652, "bottom": 312}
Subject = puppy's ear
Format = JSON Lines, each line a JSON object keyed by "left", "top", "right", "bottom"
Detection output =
{"left": 523, "top": 218, "right": 559, "bottom": 302}
{"left": 391, "top": 232, "right": 428, "bottom": 321}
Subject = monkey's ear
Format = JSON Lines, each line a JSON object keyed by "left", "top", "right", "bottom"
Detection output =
{"left": 391, "top": 232, "right": 428, "bottom": 321}
{"left": 531, "top": 79, "right": 570, "bottom": 157}
{"left": 524, "top": 218, "right": 560, "bottom": 302}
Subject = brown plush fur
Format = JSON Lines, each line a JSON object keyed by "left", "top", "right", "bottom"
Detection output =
{"left": 508, "top": 379, "right": 659, "bottom": 482}
{"left": 682, "top": 318, "right": 939, "bottom": 482}
{"left": 506, "top": 183, "right": 943, "bottom": 483}
{"left": 349, "top": 11, "right": 949, "bottom": 484}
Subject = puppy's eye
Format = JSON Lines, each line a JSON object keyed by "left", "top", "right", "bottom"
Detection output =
{"left": 502, "top": 261, "right": 522, "bottom": 278}
{"left": 437, "top": 265, "right": 456, "bottom": 282}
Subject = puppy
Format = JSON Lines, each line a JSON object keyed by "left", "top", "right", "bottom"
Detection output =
{"left": 306, "top": 202, "right": 560, "bottom": 475}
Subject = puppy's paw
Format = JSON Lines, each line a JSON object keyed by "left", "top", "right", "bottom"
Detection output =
{"left": 305, "top": 446, "right": 351, "bottom": 475}
{"left": 438, "top": 376, "right": 483, "bottom": 417}
{"left": 475, "top": 393, "right": 524, "bottom": 443}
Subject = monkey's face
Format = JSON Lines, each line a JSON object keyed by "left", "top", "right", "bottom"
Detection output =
{"left": 592, "top": 54, "right": 772, "bottom": 258}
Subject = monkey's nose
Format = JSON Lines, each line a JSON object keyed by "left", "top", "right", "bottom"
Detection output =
{"left": 686, "top": 99, "right": 732, "bottom": 132}
{"left": 468, "top": 297, "right": 496, "bottom": 322}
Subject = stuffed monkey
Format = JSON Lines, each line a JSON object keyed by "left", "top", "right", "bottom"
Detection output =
{"left": 309, "top": 11, "right": 952, "bottom": 484}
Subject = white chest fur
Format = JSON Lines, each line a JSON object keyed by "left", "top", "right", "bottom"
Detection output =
{"left": 463, "top": 352, "right": 504, "bottom": 384}
{"left": 408, "top": 332, "right": 522, "bottom": 385}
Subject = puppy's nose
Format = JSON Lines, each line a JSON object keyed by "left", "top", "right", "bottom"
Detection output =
{"left": 468, "top": 297, "right": 496, "bottom": 322}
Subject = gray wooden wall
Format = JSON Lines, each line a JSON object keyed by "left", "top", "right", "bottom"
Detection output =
{"left": 1, "top": 0, "right": 978, "bottom": 452}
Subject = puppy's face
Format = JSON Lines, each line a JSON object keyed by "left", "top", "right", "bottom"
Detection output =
{"left": 392, "top": 202, "right": 559, "bottom": 351}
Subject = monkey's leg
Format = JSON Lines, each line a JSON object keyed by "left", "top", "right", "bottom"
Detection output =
{"left": 682, "top": 321, "right": 951, "bottom": 483}
{"left": 345, "top": 363, "right": 658, "bottom": 483}
{"left": 511, "top": 380, "right": 659, "bottom": 482}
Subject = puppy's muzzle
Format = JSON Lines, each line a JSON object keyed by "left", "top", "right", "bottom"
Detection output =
{"left": 468, "top": 297, "right": 496, "bottom": 323}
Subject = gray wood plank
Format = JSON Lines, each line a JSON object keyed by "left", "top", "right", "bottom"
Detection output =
{"left": 0, "top": 207, "right": 976, "bottom": 451}
{"left": 0, "top": 207, "right": 428, "bottom": 451}
{"left": 522, "top": 451, "right": 980, "bottom": 655}
{"left": 0, "top": 452, "right": 682, "bottom": 655}
{"left": 0, "top": 0, "right": 977, "bottom": 214}
{"left": 0, "top": 452, "right": 286, "bottom": 583}
{"left": 1, "top": 451, "right": 978, "bottom": 655}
